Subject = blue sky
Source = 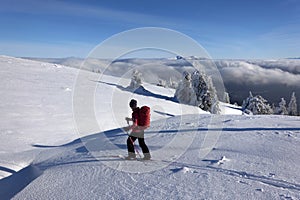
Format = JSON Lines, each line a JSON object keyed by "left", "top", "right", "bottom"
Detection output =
{"left": 0, "top": 0, "right": 300, "bottom": 59}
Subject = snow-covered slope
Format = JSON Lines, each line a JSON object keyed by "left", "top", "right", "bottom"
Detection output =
{"left": 0, "top": 56, "right": 299, "bottom": 199}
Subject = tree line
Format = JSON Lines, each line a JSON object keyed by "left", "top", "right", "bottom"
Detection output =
{"left": 128, "top": 69, "right": 298, "bottom": 116}
{"left": 242, "top": 91, "right": 298, "bottom": 116}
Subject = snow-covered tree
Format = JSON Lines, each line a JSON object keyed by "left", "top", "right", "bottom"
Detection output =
{"left": 168, "top": 77, "right": 177, "bottom": 89}
{"left": 174, "top": 70, "right": 221, "bottom": 114}
{"left": 174, "top": 71, "right": 197, "bottom": 105}
{"left": 210, "top": 93, "right": 221, "bottom": 114}
{"left": 223, "top": 92, "right": 230, "bottom": 104}
{"left": 191, "top": 70, "right": 220, "bottom": 114}
{"left": 242, "top": 91, "right": 253, "bottom": 111}
{"left": 157, "top": 79, "right": 166, "bottom": 87}
{"left": 276, "top": 98, "right": 288, "bottom": 115}
{"left": 242, "top": 92, "right": 273, "bottom": 115}
{"left": 128, "top": 69, "right": 142, "bottom": 90}
{"left": 288, "top": 92, "right": 298, "bottom": 116}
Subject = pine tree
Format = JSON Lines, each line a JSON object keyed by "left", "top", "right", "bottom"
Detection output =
{"left": 277, "top": 98, "right": 288, "bottom": 115}
{"left": 174, "top": 70, "right": 221, "bottom": 114}
{"left": 191, "top": 70, "right": 220, "bottom": 114}
{"left": 288, "top": 92, "right": 298, "bottom": 116}
{"left": 168, "top": 77, "right": 177, "bottom": 89}
{"left": 242, "top": 91, "right": 253, "bottom": 111}
{"left": 211, "top": 93, "right": 221, "bottom": 114}
{"left": 242, "top": 92, "right": 273, "bottom": 115}
{"left": 128, "top": 69, "right": 142, "bottom": 90}
{"left": 174, "top": 71, "right": 197, "bottom": 105}
{"left": 223, "top": 92, "right": 230, "bottom": 104}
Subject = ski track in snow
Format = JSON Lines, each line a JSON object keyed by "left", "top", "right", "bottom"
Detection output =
{"left": 0, "top": 56, "right": 299, "bottom": 200}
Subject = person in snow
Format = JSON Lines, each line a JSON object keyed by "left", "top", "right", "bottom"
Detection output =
{"left": 123, "top": 99, "right": 151, "bottom": 160}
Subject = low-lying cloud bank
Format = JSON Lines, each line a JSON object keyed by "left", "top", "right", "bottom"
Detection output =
{"left": 214, "top": 59, "right": 300, "bottom": 105}
{"left": 28, "top": 57, "right": 300, "bottom": 106}
{"left": 216, "top": 60, "right": 300, "bottom": 86}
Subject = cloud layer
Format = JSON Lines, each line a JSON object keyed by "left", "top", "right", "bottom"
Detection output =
{"left": 28, "top": 57, "right": 300, "bottom": 105}
{"left": 213, "top": 59, "right": 300, "bottom": 104}
{"left": 216, "top": 60, "right": 300, "bottom": 86}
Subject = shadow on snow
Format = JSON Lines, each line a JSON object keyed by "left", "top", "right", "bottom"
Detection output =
{"left": 0, "top": 165, "right": 42, "bottom": 200}
{"left": 96, "top": 80, "right": 178, "bottom": 103}
{"left": 1, "top": 125, "right": 299, "bottom": 199}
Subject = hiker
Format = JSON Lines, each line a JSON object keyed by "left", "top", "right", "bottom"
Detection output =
{"left": 123, "top": 99, "right": 151, "bottom": 160}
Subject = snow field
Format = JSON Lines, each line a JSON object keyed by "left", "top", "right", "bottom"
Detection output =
{"left": 0, "top": 56, "right": 299, "bottom": 199}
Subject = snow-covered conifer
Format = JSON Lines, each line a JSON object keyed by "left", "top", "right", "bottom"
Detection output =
{"left": 276, "top": 98, "right": 288, "bottom": 115}
{"left": 242, "top": 92, "right": 273, "bottom": 115}
{"left": 288, "top": 92, "right": 298, "bottom": 116}
{"left": 168, "top": 77, "right": 177, "bottom": 89}
{"left": 174, "top": 71, "right": 197, "bottom": 105}
{"left": 128, "top": 69, "right": 142, "bottom": 90}
{"left": 175, "top": 70, "right": 221, "bottom": 113}
{"left": 191, "top": 70, "right": 220, "bottom": 113}
{"left": 223, "top": 92, "right": 230, "bottom": 104}
{"left": 211, "top": 93, "right": 221, "bottom": 114}
{"left": 242, "top": 91, "right": 253, "bottom": 111}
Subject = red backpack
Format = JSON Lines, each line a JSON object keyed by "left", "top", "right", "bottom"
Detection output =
{"left": 138, "top": 106, "right": 150, "bottom": 128}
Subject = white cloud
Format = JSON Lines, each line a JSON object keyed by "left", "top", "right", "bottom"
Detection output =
{"left": 216, "top": 60, "right": 300, "bottom": 87}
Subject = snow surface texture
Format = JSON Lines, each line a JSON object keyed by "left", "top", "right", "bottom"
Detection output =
{"left": 0, "top": 56, "right": 299, "bottom": 199}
